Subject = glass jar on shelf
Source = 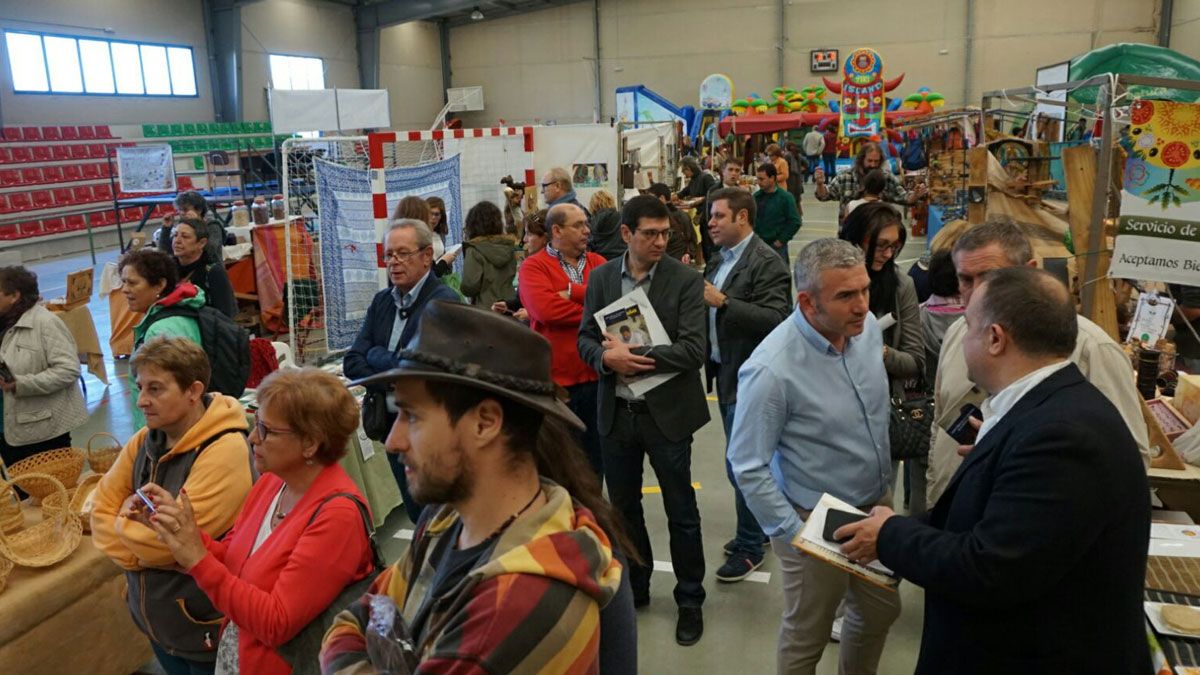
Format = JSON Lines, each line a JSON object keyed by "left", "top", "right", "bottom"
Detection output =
{"left": 231, "top": 200, "right": 250, "bottom": 227}
{"left": 270, "top": 193, "right": 286, "bottom": 221}
{"left": 251, "top": 196, "right": 270, "bottom": 225}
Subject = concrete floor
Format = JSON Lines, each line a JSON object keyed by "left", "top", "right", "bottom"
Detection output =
{"left": 24, "top": 194, "right": 929, "bottom": 675}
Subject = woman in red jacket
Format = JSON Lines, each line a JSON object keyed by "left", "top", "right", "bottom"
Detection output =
{"left": 136, "top": 368, "right": 375, "bottom": 675}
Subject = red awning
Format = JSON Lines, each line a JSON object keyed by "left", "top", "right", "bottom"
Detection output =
{"left": 716, "top": 113, "right": 830, "bottom": 137}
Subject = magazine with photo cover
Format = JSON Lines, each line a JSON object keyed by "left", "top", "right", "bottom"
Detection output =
{"left": 593, "top": 287, "right": 677, "bottom": 396}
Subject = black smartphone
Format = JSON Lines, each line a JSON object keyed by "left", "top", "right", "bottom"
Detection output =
{"left": 823, "top": 509, "right": 866, "bottom": 544}
{"left": 0, "top": 361, "right": 13, "bottom": 383}
{"left": 944, "top": 404, "right": 983, "bottom": 445}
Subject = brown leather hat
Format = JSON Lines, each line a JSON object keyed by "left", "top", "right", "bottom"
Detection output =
{"left": 350, "top": 300, "right": 585, "bottom": 431}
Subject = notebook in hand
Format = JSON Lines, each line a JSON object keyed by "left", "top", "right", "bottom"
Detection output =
{"left": 792, "top": 493, "right": 900, "bottom": 591}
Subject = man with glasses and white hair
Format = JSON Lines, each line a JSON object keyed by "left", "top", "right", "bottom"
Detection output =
{"left": 578, "top": 194, "right": 710, "bottom": 646}
{"left": 729, "top": 238, "right": 899, "bottom": 675}
{"left": 541, "top": 166, "right": 590, "bottom": 217}
{"left": 343, "top": 218, "right": 462, "bottom": 522}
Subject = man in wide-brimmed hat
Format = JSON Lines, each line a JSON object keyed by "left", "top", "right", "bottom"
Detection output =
{"left": 321, "top": 301, "right": 636, "bottom": 675}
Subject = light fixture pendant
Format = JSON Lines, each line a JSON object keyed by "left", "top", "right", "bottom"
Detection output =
{"left": 470, "top": 7, "right": 484, "bottom": 20}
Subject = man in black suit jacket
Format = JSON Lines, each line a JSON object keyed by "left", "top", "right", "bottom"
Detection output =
{"left": 702, "top": 187, "right": 791, "bottom": 583}
{"left": 837, "top": 267, "right": 1150, "bottom": 674}
{"left": 343, "top": 219, "right": 462, "bottom": 522}
{"left": 578, "top": 195, "right": 710, "bottom": 646}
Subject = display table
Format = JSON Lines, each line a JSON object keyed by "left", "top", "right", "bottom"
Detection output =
{"left": 0, "top": 508, "right": 151, "bottom": 675}
{"left": 46, "top": 303, "right": 108, "bottom": 384}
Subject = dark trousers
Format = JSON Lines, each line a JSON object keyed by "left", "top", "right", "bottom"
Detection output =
{"left": 387, "top": 450, "right": 423, "bottom": 524}
{"left": 567, "top": 381, "right": 604, "bottom": 486}
{"left": 822, "top": 154, "right": 836, "bottom": 176}
{"left": 0, "top": 431, "right": 72, "bottom": 468}
{"left": 719, "top": 401, "right": 768, "bottom": 556}
{"left": 602, "top": 403, "right": 705, "bottom": 608}
{"left": 2, "top": 432, "right": 72, "bottom": 498}
{"left": 151, "top": 642, "right": 215, "bottom": 675}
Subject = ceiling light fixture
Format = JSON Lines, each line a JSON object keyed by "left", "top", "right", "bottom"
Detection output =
{"left": 470, "top": 7, "right": 484, "bottom": 20}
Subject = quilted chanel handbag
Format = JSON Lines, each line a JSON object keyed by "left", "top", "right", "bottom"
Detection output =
{"left": 889, "top": 394, "right": 935, "bottom": 461}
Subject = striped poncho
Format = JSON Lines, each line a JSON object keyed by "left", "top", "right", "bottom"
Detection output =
{"left": 320, "top": 481, "right": 622, "bottom": 674}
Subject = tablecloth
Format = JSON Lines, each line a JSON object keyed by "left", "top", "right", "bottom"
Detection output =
{"left": 0, "top": 507, "right": 152, "bottom": 675}
{"left": 47, "top": 303, "right": 108, "bottom": 384}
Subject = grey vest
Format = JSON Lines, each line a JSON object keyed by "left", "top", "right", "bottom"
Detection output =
{"left": 124, "top": 424, "right": 246, "bottom": 662}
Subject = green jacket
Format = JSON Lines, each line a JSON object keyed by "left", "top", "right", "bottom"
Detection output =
{"left": 130, "top": 284, "right": 207, "bottom": 427}
{"left": 753, "top": 187, "right": 802, "bottom": 246}
{"left": 461, "top": 234, "right": 519, "bottom": 308}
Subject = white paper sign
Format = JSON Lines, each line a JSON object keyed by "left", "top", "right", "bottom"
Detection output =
{"left": 116, "top": 144, "right": 176, "bottom": 193}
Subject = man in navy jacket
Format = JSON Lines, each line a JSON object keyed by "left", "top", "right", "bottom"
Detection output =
{"left": 836, "top": 267, "right": 1150, "bottom": 674}
{"left": 343, "top": 218, "right": 461, "bottom": 522}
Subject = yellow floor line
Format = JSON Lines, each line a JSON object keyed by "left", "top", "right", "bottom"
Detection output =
{"left": 642, "top": 482, "right": 701, "bottom": 494}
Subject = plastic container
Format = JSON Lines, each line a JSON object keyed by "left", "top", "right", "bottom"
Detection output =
{"left": 231, "top": 200, "right": 250, "bottom": 227}
{"left": 251, "top": 196, "right": 270, "bottom": 225}
{"left": 271, "top": 193, "right": 286, "bottom": 221}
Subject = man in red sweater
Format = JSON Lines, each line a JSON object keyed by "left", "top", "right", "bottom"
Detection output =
{"left": 519, "top": 203, "right": 608, "bottom": 481}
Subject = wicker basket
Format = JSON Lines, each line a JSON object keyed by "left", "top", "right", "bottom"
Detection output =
{"left": 7, "top": 448, "right": 84, "bottom": 500}
{"left": 42, "top": 474, "right": 101, "bottom": 533}
{"left": 0, "top": 473, "right": 82, "bottom": 568}
{"left": 0, "top": 555, "right": 12, "bottom": 595}
{"left": 0, "top": 482, "right": 21, "bottom": 535}
{"left": 86, "top": 433, "right": 122, "bottom": 475}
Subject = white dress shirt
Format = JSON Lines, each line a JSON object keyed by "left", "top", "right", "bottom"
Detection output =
{"left": 975, "top": 360, "right": 1072, "bottom": 444}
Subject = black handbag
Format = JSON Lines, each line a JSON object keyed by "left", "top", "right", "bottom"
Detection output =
{"left": 888, "top": 394, "right": 935, "bottom": 461}
{"left": 361, "top": 390, "right": 391, "bottom": 441}
{"left": 277, "top": 493, "right": 386, "bottom": 674}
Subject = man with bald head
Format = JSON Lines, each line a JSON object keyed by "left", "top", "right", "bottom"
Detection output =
{"left": 836, "top": 266, "right": 1150, "bottom": 674}
{"left": 518, "top": 203, "right": 609, "bottom": 479}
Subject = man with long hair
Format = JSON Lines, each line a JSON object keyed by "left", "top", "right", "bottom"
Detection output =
{"left": 322, "top": 301, "right": 635, "bottom": 674}
{"left": 814, "top": 141, "right": 925, "bottom": 223}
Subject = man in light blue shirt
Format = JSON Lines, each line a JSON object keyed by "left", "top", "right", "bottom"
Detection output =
{"left": 729, "top": 238, "right": 899, "bottom": 675}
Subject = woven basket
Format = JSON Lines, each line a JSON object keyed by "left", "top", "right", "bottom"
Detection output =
{"left": 0, "top": 555, "right": 12, "bottom": 595}
{"left": 0, "top": 473, "right": 82, "bottom": 568}
{"left": 86, "top": 433, "right": 122, "bottom": 475}
{"left": 42, "top": 474, "right": 101, "bottom": 533}
{"left": 0, "top": 482, "right": 21, "bottom": 535}
{"left": 7, "top": 448, "right": 84, "bottom": 500}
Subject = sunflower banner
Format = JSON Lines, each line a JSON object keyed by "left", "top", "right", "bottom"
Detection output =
{"left": 1110, "top": 99, "right": 1200, "bottom": 286}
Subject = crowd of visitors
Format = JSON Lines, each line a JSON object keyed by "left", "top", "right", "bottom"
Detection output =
{"left": 5, "top": 141, "right": 1166, "bottom": 675}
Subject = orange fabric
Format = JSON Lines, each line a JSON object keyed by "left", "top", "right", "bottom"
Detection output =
{"left": 226, "top": 256, "right": 256, "bottom": 295}
{"left": 107, "top": 290, "right": 141, "bottom": 358}
{"left": 252, "top": 222, "right": 315, "bottom": 334}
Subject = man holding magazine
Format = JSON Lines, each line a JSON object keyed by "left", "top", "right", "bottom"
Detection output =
{"left": 728, "top": 238, "right": 899, "bottom": 675}
{"left": 578, "top": 194, "right": 710, "bottom": 646}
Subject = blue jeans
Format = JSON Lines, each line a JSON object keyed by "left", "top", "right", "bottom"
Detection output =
{"left": 822, "top": 154, "right": 836, "bottom": 176}
{"left": 805, "top": 155, "right": 821, "bottom": 181}
{"left": 602, "top": 405, "right": 705, "bottom": 608}
{"left": 567, "top": 381, "right": 604, "bottom": 487}
{"left": 720, "top": 402, "right": 768, "bottom": 557}
{"left": 151, "top": 642, "right": 215, "bottom": 675}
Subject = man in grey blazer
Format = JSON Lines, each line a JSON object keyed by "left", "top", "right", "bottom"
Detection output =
{"left": 578, "top": 195, "right": 710, "bottom": 646}
{"left": 703, "top": 187, "right": 792, "bottom": 583}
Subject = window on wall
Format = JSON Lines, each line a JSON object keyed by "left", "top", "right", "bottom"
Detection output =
{"left": 269, "top": 54, "right": 324, "bottom": 90}
{"left": 3, "top": 30, "right": 197, "bottom": 97}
